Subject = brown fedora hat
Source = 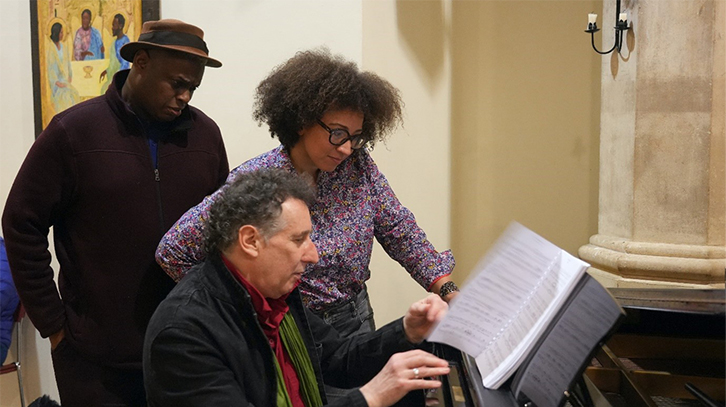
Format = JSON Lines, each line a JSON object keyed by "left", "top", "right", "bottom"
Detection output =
{"left": 120, "top": 19, "right": 222, "bottom": 68}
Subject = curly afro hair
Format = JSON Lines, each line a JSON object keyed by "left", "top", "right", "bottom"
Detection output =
{"left": 253, "top": 48, "right": 404, "bottom": 150}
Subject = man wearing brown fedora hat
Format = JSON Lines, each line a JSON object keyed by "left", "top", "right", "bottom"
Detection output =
{"left": 2, "top": 19, "right": 228, "bottom": 406}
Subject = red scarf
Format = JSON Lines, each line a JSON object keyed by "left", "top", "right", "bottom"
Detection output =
{"left": 222, "top": 256, "right": 305, "bottom": 407}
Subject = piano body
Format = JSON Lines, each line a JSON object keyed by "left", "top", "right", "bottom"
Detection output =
{"left": 585, "top": 288, "right": 725, "bottom": 407}
{"left": 429, "top": 288, "right": 725, "bottom": 407}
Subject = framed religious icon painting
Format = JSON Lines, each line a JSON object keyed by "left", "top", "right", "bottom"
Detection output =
{"left": 30, "top": 0, "right": 159, "bottom": 137}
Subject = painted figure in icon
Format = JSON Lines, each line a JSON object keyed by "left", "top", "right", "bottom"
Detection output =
{"left": 73, "top": 9, "right": 104, "bottom": 61}
{"left": 47, "top": 22, "right": 80, "bottom": 114}
{"left": 100, "top": 13, "right": 131, "bottom": 93}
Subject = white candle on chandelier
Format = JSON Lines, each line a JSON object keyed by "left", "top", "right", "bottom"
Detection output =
{"left": 588, "top": 13, "right": 597, "bottom": 24}
{"left": 619, "top": 12, "right": 627, "bottom": 22}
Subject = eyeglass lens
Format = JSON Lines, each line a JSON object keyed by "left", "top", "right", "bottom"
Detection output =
{"left": 318, "top": 120, "right": 366, "bottom": 149}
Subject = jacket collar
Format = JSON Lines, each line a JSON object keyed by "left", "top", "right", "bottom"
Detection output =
{"left": 221, "top": 254, "right": 292, "bottom": 337}
{"left": 105, "top": 70, "right": 194, "bottom": 137}
{"left": 195, "top": 253, "right": 329, "bottom": 405}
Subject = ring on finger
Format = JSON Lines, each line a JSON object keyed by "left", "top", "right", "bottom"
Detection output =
{"left": 412, "top": 367, "right": 420, "bottom": 379}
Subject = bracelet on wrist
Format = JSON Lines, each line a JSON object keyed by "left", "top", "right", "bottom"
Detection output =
{"left": 438, "top": 281, "right": 459, "bottom": 298}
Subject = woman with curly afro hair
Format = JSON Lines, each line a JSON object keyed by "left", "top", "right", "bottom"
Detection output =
{"left": 157, "top": 48, "right": 457, "bottom": 338}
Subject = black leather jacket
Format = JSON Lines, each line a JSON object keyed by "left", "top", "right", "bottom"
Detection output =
{"left": 144, "top": 254, "right": 417, "bottom": 407}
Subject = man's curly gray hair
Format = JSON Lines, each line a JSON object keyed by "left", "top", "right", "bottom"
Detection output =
{"left": 203, "top": 169, "right": 315, "bottom": 254}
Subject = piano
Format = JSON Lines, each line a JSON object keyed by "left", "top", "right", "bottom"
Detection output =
{"left": 585, "top": 288, "right": 725, "bottom": 407}
{"left": 428, "top": 288, "right": 725, "bottom": 407}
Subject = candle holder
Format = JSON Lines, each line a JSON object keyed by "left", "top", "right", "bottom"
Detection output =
{"left": 585, "top": 0, "right": 631, "bottom": 55}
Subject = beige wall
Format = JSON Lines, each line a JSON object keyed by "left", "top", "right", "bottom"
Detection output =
{"left": 450, "top": 1, "right": 603, "bottom": 279}
{"left": 363, "top": 0, "right": 454, "bottom": 326}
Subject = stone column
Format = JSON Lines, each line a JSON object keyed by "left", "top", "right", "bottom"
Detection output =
{"left": 579, "top": 0, "right": 725, "bottom": 288}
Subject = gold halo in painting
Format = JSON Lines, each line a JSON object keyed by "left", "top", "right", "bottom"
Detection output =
{"left": 106, "top": 10, "right": 130, "bottom": 35}
{"left": 47, "top": 16, "right": 67, "bottom": 37}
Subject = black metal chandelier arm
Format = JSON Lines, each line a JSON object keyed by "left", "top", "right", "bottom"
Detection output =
{"left": 590, "top": 31, "right": 619, "bottom": 55}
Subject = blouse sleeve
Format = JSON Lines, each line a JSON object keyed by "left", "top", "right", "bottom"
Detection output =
{"left": 156, "top": 168, "right": 239, "bottom": 281}
{"left": 367, "top": 154, "right": 455, "bottom": 290}
{"left": 157, "top": 149, "right": 287, "bottom": 281}
{"left": 155, "top": 193, "right": 215, "bottom": 282}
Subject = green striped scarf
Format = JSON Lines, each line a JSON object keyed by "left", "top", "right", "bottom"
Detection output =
{"left": 273, "top": 313, "right": 323, "bottom": 407}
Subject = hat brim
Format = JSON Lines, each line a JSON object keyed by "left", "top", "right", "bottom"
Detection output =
{"left": 120, "top": 41, "right": 222, "bottom": 68}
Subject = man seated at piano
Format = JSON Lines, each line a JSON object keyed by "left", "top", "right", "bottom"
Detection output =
{"left": 144, "top": 169, "right": 451, "bottom": 407}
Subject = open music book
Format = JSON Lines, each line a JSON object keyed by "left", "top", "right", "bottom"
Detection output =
{"left": 428, "top": 222, "right": 624, "bottom": 406}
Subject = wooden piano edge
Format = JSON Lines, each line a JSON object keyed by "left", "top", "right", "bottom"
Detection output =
{"left": 585, "top": 345, "right": 725, "bottom": 406}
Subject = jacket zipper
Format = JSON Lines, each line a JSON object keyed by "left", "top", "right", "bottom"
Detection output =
{"left": 133, "top": 112, "right": 166, "bottom": 236}
{"left": 152, "top": 143, "right": 165, "bottom": 235}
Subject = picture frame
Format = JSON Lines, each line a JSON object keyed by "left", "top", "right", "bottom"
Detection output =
{"left": 29, "top": 0, "right": 160, "bottom": 137}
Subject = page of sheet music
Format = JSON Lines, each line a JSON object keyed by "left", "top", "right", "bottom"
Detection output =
{"left": 512, "top": 275, "right": 624, "bottom": 407}
{"left": 427, "top": 222, "right": 589, "bottom": 389}
{"left": 477, "top": 252, "right": 590, "bottom": 388}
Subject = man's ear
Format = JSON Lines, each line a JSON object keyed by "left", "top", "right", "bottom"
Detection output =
{"left": 132, "top": 49, "right": 151, "bottom": 70}
{"left": 237, "top": 225, "right": 261, "bottom": 257}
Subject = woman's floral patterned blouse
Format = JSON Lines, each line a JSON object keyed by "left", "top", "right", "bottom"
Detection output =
{"left": 156, "top": 145, "right": 454, "bottom": 311}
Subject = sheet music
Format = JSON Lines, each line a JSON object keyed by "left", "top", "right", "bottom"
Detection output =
{"left": 512, "top": 275, "right": 624, "bottom": 407}
{"left": 427, "top": 222, "right": 589, "bottom": 389}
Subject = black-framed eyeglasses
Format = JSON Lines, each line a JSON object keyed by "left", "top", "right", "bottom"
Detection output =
{"left": 317, "top": 120, "right": 367, "bottom": 150}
